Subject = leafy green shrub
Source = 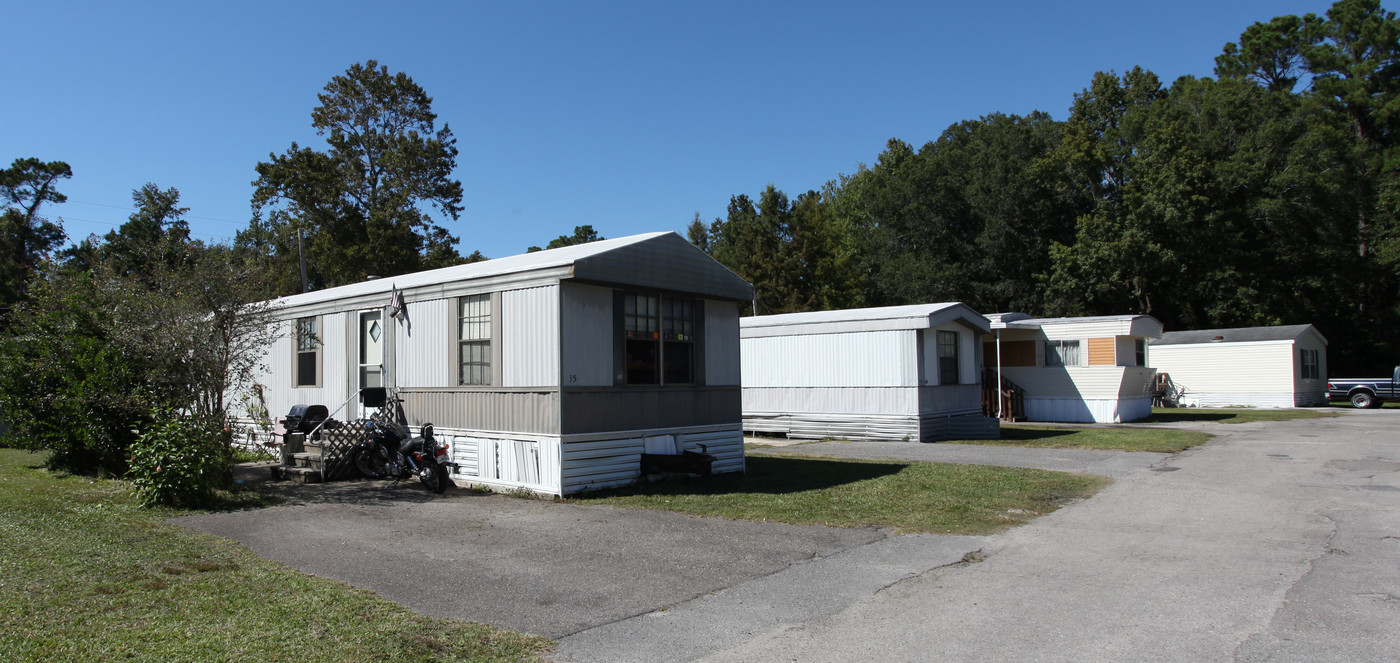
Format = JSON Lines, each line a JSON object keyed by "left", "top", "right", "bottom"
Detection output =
{"left": 127, "top": 412, "right": 233, "bottom": 508}
{"left": 0, "top": 272, "right": 149, "bottom": 475}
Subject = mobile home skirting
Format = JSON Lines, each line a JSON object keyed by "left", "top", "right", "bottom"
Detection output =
{"left": 743, "top": 409, "right": 997, "bottom": 442}
{"left": 233, "top": 419, "right": 744, "bottom": 496}
{"left": 1176, "top": 391, "right": 1327, "bottom": 408}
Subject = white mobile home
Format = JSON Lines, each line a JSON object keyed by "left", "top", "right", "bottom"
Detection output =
{"left": 740, "top": 303, "right": 998, "bottom": 442}
{"left": 984, "top": 313, "right": 1163, "bottom": 423}
{"left": 241, "top": 232, "right": 754, "bottom": 496}
{"left": 1148, "top": 325, "right": 1328, "bottom": 408}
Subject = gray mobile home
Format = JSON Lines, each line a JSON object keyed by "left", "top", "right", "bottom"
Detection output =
{"left": 740, "top": 303, "right": 998, "bottom": 442}
{"left": 239, "top": 232, "right": 754, "bottom": 496}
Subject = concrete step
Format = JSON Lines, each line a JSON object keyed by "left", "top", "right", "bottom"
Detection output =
{"left": 270, "top": 465, "right": 323, "bottom": 483}
{"left": 291, "top": 452, "right": 322, "bottom": 470}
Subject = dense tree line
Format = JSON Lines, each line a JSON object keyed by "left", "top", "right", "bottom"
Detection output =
{"left": 692, "top": 0, "right": 1400, "bottom": 374}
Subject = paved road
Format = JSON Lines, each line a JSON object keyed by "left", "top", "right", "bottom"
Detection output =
{"left": 177, "top": 410, "right": 1400, "bottom": 662}
{"left": 674, "top": 411, "right": 1399, "bottom": 663}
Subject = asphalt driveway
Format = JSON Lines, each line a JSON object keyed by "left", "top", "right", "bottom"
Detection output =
{"left": 172, "top": 432, "right": 1173, "bottom": 644}
{"left": 174, "top": 477, "right": 973, "bottom": 639}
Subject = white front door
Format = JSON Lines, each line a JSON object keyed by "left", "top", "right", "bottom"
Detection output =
{"left": 359, "top": 309, "right": 384, "bottom": 396}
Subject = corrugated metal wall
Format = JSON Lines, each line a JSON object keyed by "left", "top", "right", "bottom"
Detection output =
{"left": 400, "top": 390, "right": 560, "bottom": 434}
{"left": 247, "top": 312, "right": 354, "bottom": 422}
{"left": 920, "top": 324, "right": 979, "bottom": 385}
{"left": 743, "top": 386, "right": 919, "bottom": 416}
{"left": 742, "top": 330, "right": 917, "bottom": 387}
{"left": 705, "top": 299, "right": 741, "bottom": 385}
{"left": 394, "top": 299, "right": 452, "bottom": 388}
{"left": 917, "top": 384, "right": 982, "bottom": 414}
{"left": 560, "top": 282, "right": 614, "bottom": 386}
{"left": 503, "top": 285, "right": 560, "bottom": 387}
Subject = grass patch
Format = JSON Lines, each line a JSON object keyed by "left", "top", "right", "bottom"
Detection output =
{"left": 963, "top": 425, "right": 1213, "bottom": 453}
{"left": 0, "top": 449, "right": 551, "bottom": 662}
{"left": 570, "top": 455, "right": 1108, "bottom": 535}
{"left": 1146, "top": 407, "right": 1341, "bottom": 424}
{"left": 1327, "top": 398, "right": 1400, "bottom": 409}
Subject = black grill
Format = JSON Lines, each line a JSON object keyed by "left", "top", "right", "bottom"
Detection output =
{"left": 282, "top": 404, "right": 329, "bottom": 434}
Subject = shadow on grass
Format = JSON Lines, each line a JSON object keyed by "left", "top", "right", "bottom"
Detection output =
{"left": 996, "top": 427, "right": 1080, "bottom": 441}
{"left": 1143, "top": 410, "right": 1237, "bottom": 423}
{"left": 583, "top": 455, "right": 905, "bottom": 499}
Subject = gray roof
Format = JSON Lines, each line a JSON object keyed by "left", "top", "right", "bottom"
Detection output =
{"left": 273, "top": 231, "right": 754, "bottom": 310}
{"left": 1150, "top": 324, "right": 1325, "bottom": 346}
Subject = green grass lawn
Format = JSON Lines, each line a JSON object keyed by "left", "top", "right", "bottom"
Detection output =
{"left": 1145, "top": 407, "right": 1342, "bottom": 423}
{"left": 571, "top": 454, "right": 1108, "bottom": 535}
{"left": 0, "top": 449, "right": 551, "bottom": 663}
{"left": 1327, "top": 398, "right": 1400, "bottom": 409}
{"left": 961, "top": 425, "right": 1214, "bottom": 453}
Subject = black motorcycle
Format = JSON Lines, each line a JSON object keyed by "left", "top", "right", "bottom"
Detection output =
{"left": 351, "top": 391, "right": 455, "bottom": 493}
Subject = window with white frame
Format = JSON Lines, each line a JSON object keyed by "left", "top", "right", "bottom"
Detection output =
{"left": 1045, "top": 339, "right": 1081, "bottom": 367}
{"left": 459, "top": 294, "right": 491, "bottom": 385}
{"left": 295, "top": 316, "right": 320, "bottom": 387}
{"left": 1135, "top": 339, "right": 1147, "bottom": 367}
{"left": 937, "top": 330, "right": 959, "bottom": 385}
{"left": 1300, "top": 349, "right": 1320, "bottom": 380}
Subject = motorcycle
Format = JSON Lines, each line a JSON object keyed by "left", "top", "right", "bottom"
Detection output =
{"left": 351, "top": 391, "right": 455, "bottom": 493}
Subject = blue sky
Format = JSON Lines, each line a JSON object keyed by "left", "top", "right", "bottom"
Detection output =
{"left": 6, "top": 0, "right": 1333, "bottom": 259}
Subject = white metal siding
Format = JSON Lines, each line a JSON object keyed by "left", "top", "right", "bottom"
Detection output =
{"left": 994, "top": 365, "right": 1154, "bottom": 423}
{"left": 998, "top": 365, "right": 1138, "bottom": 401}
{"left": 394, "top": 299, "right": 452, "bottom": 388}
{"left": 742, "top": 330, "right": 917, "bottom": 388}
{"left": 1151, "top": 342, "right": 1294, "bottom": 399}
{"left": 705, "top": 299, "right": 741, "bottom": 386}
{"left": 1115, "top": 336, "right": 1136, "bottom": 366}
{"left": 1038, "top": 319, "right": 1131, "bottom": 340}
{"left": 559, "top": 282, "right": 613, "bottom": 386}
{"left": 1023, "top": 396, "right": 1152, "bottom": 423}
{"left": 923, "top": 323, "right": 977, "bottom": 385}
{"left": 743, "top": 386, "right": 920, "bottom": 416}
{"left": 254, "top": 312, "right": 354, "bottom": 421}
{"left": 502, "top": 285, "right": 560, "bottom": 388}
